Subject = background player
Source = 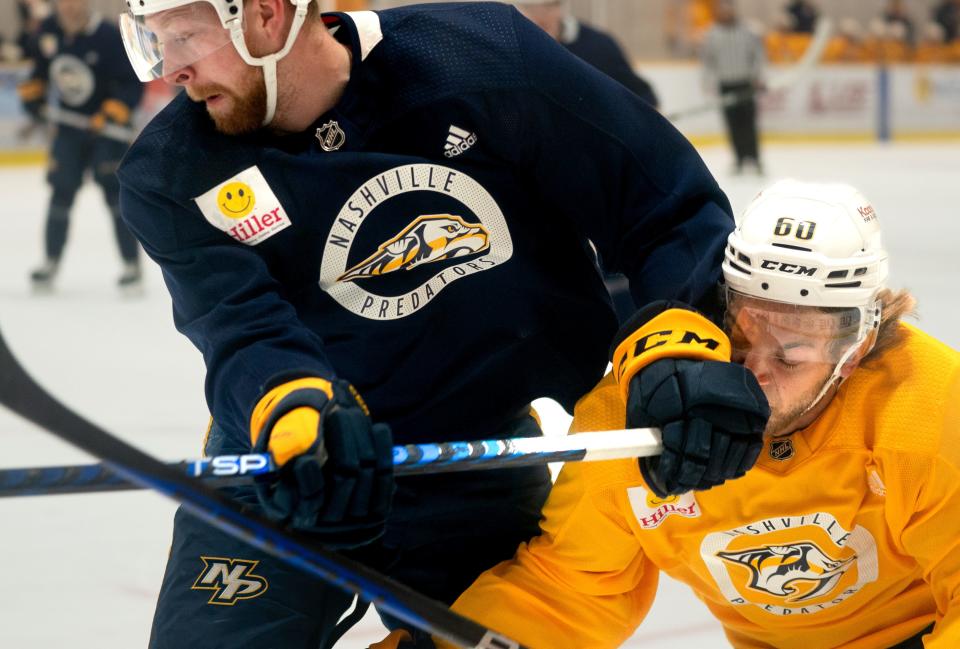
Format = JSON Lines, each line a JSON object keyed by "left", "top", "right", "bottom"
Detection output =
{"left": 17, "top": 0, "right": 144, "bottom": 292}
{"left": 434, "top": 179, "right": 959, "bottom": 649}
{"left": 116, "top": 0, "right": 767, "bottom": 647}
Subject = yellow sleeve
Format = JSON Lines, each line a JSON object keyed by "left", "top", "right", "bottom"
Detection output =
{"left": 897, "top": 369, "right": 960, "bottom": 648}
{"left": 439, "top": 375, "right": 657, "bottom": 649}
{"left": 900, "top": 457, "right": 960, "bottom": 648}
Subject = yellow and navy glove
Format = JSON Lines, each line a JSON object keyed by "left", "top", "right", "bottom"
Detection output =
{"left": 250, "top": 376, "right": 394, "bottom": 548}
{"left": 16, "top": 78, "right": 46, "bottom": 122}
{"left": 90, "top": 98, "right": 132, "bottom": 132}
{"left": 612, "top": 300, "right": 769, "bottom": 497}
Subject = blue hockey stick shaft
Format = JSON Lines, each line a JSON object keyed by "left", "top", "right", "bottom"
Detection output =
{"left": 0, "top": 428, "right": 662, "bottom": 497}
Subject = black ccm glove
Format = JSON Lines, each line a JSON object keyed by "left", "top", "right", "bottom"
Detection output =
{"left": 611, "top": 301, "right": 769, "bottom": 497}
{"left": 250, "top": 376, "right": 394, "bottom": 548}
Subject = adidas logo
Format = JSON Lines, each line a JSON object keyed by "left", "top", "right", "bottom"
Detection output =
{"left": 444, "top": 125, "right": 477, "bottom": 158}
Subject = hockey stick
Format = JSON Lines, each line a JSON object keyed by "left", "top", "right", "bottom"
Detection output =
{"left": 45, "top": 106, "right": 137, "bottom": 143}
{"left": 666, "top": 17, "right": 833, "bottom": 122}
{"left": 0, "top": 328, "right": 521, "bottom": 649}
{"left": 0, "top": 428, "right": 663, "bottom": 497}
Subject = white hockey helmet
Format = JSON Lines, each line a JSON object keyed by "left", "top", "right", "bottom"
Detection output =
{"left": 723, "top": 179, "right": 888, "bottom": 309}
{"left": 119, "top": 0, "right": 316, "bottom": 125}
{"left": 722, "top": 179, "right": 889, "bottom": 418}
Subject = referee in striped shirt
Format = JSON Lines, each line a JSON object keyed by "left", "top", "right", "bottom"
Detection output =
{"left": 701, "top": 0, "right": 766, "bottom": 174}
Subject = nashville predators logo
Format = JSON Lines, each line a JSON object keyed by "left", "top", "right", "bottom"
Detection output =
{"left": 191, "top": 556, "right": 269, "bottom": 605}
{"left": 320, "top": 164, "right": 513, "bottom": 321}
{"left": 338, "top": 214, "right": 490, "bottom": 282}
{"left": 717, "top": 542, "right": 855, "bottom": 603}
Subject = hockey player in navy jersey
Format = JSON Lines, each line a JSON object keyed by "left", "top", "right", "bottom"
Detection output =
{"left": 18, "top": 0, "right": 144, "bottom": 292}
{"left": 117, "top": 1, "right": 768, "bottom": 647}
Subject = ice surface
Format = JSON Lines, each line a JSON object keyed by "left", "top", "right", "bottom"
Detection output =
{"left": 0, "top": 143, "right": 956, "bottom": 647}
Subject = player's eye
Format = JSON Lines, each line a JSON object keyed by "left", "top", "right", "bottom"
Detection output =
{"left": 160, "top": 32, "right": 195, "bottom": 53}
{"left": 775, "top": 354, "right": 802, "bottom": 371}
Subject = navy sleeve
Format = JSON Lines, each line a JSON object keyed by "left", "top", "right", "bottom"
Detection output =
{"left": 118, "top": 146, "right": 335, "bottom": 436}
{"left": 513, "top": 13, "right": 731, "bottom": 316}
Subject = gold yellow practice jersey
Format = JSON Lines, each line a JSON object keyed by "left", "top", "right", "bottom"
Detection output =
{"left": 441, "top": 324, "right": 960, "bottom": 649}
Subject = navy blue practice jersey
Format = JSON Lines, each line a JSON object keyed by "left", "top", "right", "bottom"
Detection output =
{"left": 26, "top": 13, "right": 143, "bottom": 117}
{"left": 118, "top": 3, "right": 733, "bottom": 444}
{"left": 563, "top": 20, "right": 659, "bottom": 108}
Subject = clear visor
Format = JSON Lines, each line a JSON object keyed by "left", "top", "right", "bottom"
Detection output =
{"left": 119, "top": 2, "right": 240, "bottom": 82}
{"left": 723, "top": 288, "right": 868, "bottom": 412}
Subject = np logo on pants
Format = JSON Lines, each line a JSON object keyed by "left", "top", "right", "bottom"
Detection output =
{"left": 191, "top": 556, "right": 269, "bottom": 605}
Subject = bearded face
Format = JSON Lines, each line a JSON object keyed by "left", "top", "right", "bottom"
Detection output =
{"left": 186, "top": 65, "right": 267, "bottom": 135}
{"left": 145, "top": 2, "right": 269, "bottom": 135}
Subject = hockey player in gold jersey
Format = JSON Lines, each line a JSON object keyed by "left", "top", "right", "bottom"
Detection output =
{"left": 435, "top": 180, "right": 960, "bottom": 649}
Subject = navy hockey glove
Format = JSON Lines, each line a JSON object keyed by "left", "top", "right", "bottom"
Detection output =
{"left": 250, "top": 377, "right": 394, "bottom": 548}
{"left": 612, "top": 301, "right": 769, "bottom": 497}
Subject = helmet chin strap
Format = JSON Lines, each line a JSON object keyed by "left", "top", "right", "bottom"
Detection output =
{"left": 227, "top": 0, "right": 312, "bottom": 126}
{"left": 261, "top": 56, "right": 280, "bottom": 126}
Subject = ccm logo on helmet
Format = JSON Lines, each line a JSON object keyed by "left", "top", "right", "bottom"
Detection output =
{"left": 760, "top": 260, "right": 817, "bottom": 276}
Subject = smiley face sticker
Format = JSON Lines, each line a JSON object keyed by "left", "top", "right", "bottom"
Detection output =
{"left": 195, "top": 166, "right": 291, "bottom": 246}
{"left": 217, "top": 181, "right": 255, "bottom": 219}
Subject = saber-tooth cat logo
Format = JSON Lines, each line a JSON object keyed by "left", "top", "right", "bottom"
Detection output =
{"left": 338, "top": 214, "right": 490, "bottom": 281}
{"left": 717, "top": 541, "right": 856, "bottom": 602}
{"left": 700, "top": 513, "right": 878, "bottom": 616}
{"left": 191, "top": 557, "right": 269, "bottom": 605}
{"left": 320, "top": 164, "right": 513, "bottom": 321}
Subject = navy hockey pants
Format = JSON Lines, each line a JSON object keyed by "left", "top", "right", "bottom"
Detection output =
{"left": 149, "top": 420, "right": 551, "bottom": 649}
{"left": 43, "top": 126, "right": 139, "bottom": 262}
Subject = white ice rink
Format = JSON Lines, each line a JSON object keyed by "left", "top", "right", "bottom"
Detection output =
{"left": 1, "top": 143, "right": 958, "bottom": 648}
